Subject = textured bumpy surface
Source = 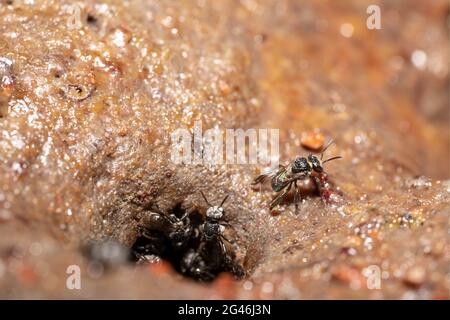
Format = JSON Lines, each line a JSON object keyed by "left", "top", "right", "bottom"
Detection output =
{"left": 0, "top": 0, "right": 448, "bottom": 299}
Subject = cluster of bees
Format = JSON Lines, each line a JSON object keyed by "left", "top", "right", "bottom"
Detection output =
{"left": 132, "top": 140, "right": 341, "bottom": 281}
{"left": 132, "top": 192, "right": 244, "bottom": 281}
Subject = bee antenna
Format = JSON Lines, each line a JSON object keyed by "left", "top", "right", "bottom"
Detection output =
{"left": 320, "top": 139, "right": 335, "bottom": 160}
{"left": 220, "top": 194, "right": 229, "bottom": 207}
{"left": 200, "top": 191, "right": 212, "bottom": 207}
{"left": 322, "top": 155, "right": 342, "bottom": 164}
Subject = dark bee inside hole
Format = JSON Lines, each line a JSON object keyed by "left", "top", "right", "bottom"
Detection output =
{"left": 86, "top": 14, "right": 98, "bottom": 25}
{"left": 62, "top": 84, "right": 94, "bottom": 102}
{"left": 131, "top": 203, "right": 244, "bottom": 282}
{"left": 52, "top": 70, "right": 62, "bottom": 79}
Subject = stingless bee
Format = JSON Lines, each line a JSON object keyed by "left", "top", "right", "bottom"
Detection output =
{"left": 251, "top": 139, "right": 342, "bottom": 212}
{"left": 133, "top": 204, "right": 196, "bottom": 261}
{"left": 182, "top": 191, "right": 236, "bottom": 280}
{"left": 199, "top": 191, "right": 232, "bottom": 243}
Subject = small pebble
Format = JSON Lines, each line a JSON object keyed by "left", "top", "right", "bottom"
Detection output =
{"left": 300, "top": 130, "right": 325, "bottom": 151}
{"left": 404, "top": 266, "right": 426, "bottom": 288}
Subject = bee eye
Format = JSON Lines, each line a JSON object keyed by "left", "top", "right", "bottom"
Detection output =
{"left": 307, "top": 155, "right": 323, "bottom": 172}
{"left": 313, "top": 161, "right": 323, "bottom": 172}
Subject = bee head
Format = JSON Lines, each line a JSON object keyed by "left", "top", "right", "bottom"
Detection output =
{"left": 292, "top": 157, "right": 311, "bottom": 173}
{"left": 206, "top": 206, "right": 224, "bottom": 220}
{"left": 308, "top": 154, "right": 323, "bottom": 173}
{"left": 200, "top": 191, "right": 229, "bottom": 221}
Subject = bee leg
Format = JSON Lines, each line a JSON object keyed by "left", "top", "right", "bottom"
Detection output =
{"left": 294, "top": 180, "right": 300, "bottom": 215}
{"left": 220, "top": 220, "right": 233, "bottom": 228}
{"left": 189, "top": 240, "right": 205, "bottom": 270}
{"left": 220, "top": 239, "right": 228, "bottom": 256}
{"left": 179, "top": 211, "right": 189, "bottom": 222}
{"left": 269, "top": 182, "right": 293, "bottom": 210}
{"left": 218, "top": 239, "right": 232, "bottom": 267}
{"left": 134, "top": 251, "right": 143, "bottom": 261}
{"left": 251, "top": 174, "right": 267, "bottom": 185}
{"left": 180, "top": 205, "right": 198, "bottom": 222}
{"left": 220, "top": 234, "right": 235, "bottom": 245}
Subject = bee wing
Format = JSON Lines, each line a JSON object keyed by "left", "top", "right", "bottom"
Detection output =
{"left": 252, "top": 165, "right": 286, "bottom": 185}
{"left": 280, "top": 173, "right": 309, "bottom": 187}
{"left": 142, "top": 212, "right": 174, "bottom": 232}
{"left": 252, "top": 173, "right": 270, "bottom": 185}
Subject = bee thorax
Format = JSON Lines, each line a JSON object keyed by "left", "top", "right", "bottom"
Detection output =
{"left": 203, "top": 222, "right": 224, "bottom": 239}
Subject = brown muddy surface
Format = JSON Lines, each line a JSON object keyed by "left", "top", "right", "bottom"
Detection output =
{"left": 0, "top": 0, "right": 448, "bottom": 299}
